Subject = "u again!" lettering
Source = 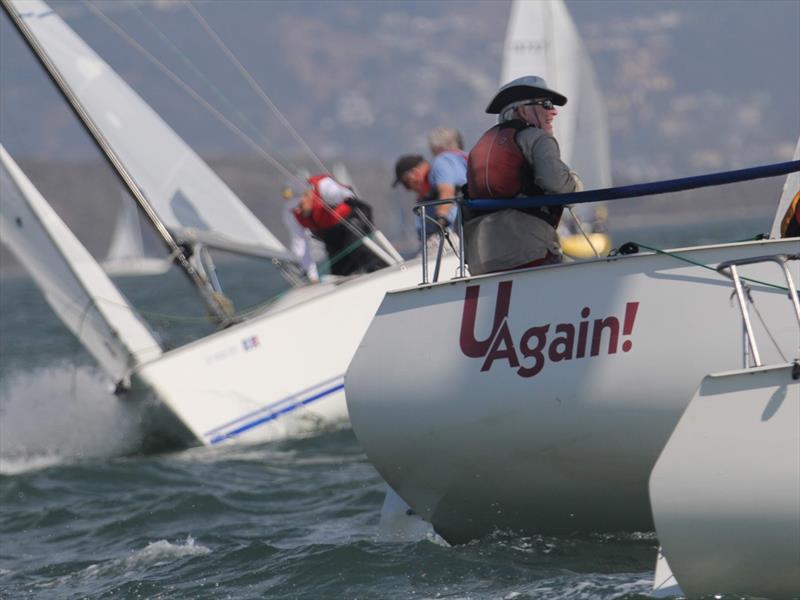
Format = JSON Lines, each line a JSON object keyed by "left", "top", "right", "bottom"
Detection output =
{"left": 459, "top": 281, "right": 640, "bottom": 378}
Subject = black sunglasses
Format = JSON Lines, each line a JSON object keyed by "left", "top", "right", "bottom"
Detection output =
{"left": 523, "top": 99, "right": 555, "bottom": 110}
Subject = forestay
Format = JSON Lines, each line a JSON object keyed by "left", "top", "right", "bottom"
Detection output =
{"left": 9, "top": 0, "right": 289, "bottom": 260}
{"left": 501, "top": 0, "right": 611, "bottom": 190}
{"left": 0, "top": 145, "right": 162, "bottom": 384}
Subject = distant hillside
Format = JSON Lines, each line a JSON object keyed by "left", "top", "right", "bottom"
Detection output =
{"left": 1, "top": 0, "right": 798, "bottom": 182}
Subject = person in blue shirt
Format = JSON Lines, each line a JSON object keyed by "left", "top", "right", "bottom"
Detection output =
{"left": 427, "top": 126, "right": 468, "bottom": 220}
{"left": 393, "top": 127, "right": 467, "bottom": 247}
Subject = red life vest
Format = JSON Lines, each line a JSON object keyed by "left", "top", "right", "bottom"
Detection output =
{"left": 466, "top": 120, "right": 562, "bottom": 227}
{"left": 467, "top": 120, "right": 539, "bottom": 198}
{"left": 293, "top": 174, "right": 353, "bottom": 233}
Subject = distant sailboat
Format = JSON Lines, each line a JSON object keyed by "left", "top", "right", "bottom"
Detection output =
{"left": 102, "top": 194, "right": 171, "bottom": 276}
{"left": 502, "top": 0, "right": 612, "bottom": 257}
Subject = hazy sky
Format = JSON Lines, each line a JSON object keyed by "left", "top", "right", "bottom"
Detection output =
{"left": 1, "top": 0, "right": 798, "bottom": 179}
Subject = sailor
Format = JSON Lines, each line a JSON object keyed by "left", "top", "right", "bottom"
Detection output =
{"left": 292, "top": 174, "right": 385, "bottom": 277}
{"left": 281, "top": 177, "right": 320, "bottom": 282}
{"left": 393, "top": 127, "right": 466, "bottom": 253}
{"left": 465, "top": 75, "right": 583, "bottom": 275}
{"left": 427, "top": 126, "right": 468, "bottom": 214}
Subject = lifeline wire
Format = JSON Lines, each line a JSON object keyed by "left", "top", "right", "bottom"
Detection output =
{"left": 631, "top": 242, "right": 796, "bottom": 293}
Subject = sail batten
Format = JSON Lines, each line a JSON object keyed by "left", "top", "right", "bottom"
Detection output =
{"left": 0, "top": 145, "right": 163, "bottom": 383}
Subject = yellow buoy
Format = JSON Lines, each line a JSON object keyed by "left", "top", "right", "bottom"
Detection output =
{"left": 560, "top": 232, "right": 612, "bottom": 259}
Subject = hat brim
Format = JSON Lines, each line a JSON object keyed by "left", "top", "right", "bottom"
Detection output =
{"left": 486, "top": 84, "right": 567, "bottom": 114}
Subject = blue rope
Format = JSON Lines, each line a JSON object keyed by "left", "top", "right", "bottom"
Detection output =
{"left": 466, "top": 160, "right": 800, "bottom": 210}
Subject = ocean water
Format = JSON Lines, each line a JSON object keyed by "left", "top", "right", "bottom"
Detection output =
{"left": 0, "top": 218, "right": 772, "bottom": 599}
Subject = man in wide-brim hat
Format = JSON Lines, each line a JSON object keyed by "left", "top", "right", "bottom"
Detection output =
{"left": 463, "top": 75, "right": 582, "bottom": 275}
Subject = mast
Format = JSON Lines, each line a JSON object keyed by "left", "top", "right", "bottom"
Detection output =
{"left": 1, "top": 0, "right": 233, "bottom": 325}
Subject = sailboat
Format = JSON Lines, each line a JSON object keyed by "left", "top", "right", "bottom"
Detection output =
{"left": 647, "top": 150, "right": 800, "bottom": 598}
{"left": 0, "top": 0, "right": 459, "bottom": 447}
{"left": 345, "top": 151, "right": 799, "bottom": 544}
{"left": 101, "top": 193, "right": 171, "bottom": 276}
{"left": 502, "top": 0, "right": 612, "bottom": 257}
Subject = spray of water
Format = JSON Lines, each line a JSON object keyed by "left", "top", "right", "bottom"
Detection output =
{"left": 0, "top": 364, "right": 144, "bottom": 474}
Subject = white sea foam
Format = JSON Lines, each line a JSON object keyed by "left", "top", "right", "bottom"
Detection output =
{"left": 0, "top": 365, "right": 143, "bottom": 473}
{"left": 516, "top": 572, "right": 655, "bottom": 599}
{"left": 37, "top": 536, "right": 211, "bottom": 589}
{"left": 81, "top": 536, "right": 211, "bottom": 580}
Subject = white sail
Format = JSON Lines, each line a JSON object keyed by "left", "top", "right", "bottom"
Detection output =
{"left": 331, "top": 162, "right": 360, "bottom": 198}
{"left": 102, "top": 194, "right": 171, "bottom": 276}
{"left": 501, "top": 0, "right": 612, "bottom": 190}
{"left": 9, "top": 0, "right": 289, "bottom": 261}
{"left": 769, "top": 136, "right": 800, "bottom": 238}
{"left": 0, "top": 145, "right": 162, "bottom": 384}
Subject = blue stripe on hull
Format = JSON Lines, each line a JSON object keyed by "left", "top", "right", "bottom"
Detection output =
{"left": 205, "top": 378, "right": 345, "bottom": 445}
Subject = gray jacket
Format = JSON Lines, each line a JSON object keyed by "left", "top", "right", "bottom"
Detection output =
{"left": 464, "top": 125, "right": 579, "bottom": 275}
{"left": 514, "top": 126, "right": 578, "bottom": 196}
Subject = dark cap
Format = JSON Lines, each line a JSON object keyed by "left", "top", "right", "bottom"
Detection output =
{"left": 392, "top": 154, "right": 425, "bottom": 187}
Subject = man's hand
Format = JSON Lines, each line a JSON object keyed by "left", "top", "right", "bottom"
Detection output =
{"left": 435, "top": 215, "right": 450, "bottom": 230}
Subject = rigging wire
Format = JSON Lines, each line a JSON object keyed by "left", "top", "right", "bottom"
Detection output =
{"left": 184, "top": 0, "right": 329, "bottom": 175}
{"left": 81, "top": 0, "right": 381, "bottom": 243}
{"left": 126, "top": 2, "right": 302, "bottom": 173}
{"left": 81, "top": 0, "right": 297, "bottom": 182}
{"left": 179, "top": 1, "right": 384, "bottom": 241}
{"left": 566, "top": 206, "right": 600, "bottom": 258}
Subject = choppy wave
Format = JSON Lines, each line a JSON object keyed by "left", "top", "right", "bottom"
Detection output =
{"left": 0, "top": 365, "right": 143, "bottom": 474}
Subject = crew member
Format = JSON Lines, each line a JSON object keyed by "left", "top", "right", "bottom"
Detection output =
{"left": 293, "top": 174, "right": 385, "bottom": 276}
{"left": 465, "top": 75, "right": 582, "bottom": 275}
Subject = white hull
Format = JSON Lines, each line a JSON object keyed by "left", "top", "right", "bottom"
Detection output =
{"left": 131, "top": 254, "right": 462, "bottom": 446}
{"left": 650, "top": 363, "right": 800, "bottom": 598}
{"left": 345, "top": 239, "right": 798, "bottom": 542}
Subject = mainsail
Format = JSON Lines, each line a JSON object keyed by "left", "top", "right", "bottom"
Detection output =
{"left": 7, "top": 0, "right": 292, "bottom": 262}
{"left": 0, "top": 145, "right": 162, "bottom": 384}
{"left": 501, "top": 0, "right": 612, "bottom": 190}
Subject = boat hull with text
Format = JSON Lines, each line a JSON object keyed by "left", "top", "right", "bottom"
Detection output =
{"left": 345, "top": 238, "right": 799, "bottom": 542}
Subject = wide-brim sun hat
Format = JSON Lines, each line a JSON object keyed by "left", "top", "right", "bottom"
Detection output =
{"left": 485, "top": 75, "right": 567, "bottom": 114}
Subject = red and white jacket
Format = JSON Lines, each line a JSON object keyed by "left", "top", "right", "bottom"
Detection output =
{"left": 293, "top": 174, "right": 354, "bottom": 233}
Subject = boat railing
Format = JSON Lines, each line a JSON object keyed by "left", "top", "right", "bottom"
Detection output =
{"left": 716, "top": 254, "right": 800, "bottom": 369}
{"left": 411, "top": 159, "right": 800, "bottom": 285}
{"left": 412, "top": 196, "right": 467, "bottom": 283}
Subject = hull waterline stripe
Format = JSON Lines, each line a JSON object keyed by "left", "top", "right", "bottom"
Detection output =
{"left": 202, "top": 374, "right": 345, "bottom": 437}
{"left": 206, "top": 381, "right": 345, "bottom": 445}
